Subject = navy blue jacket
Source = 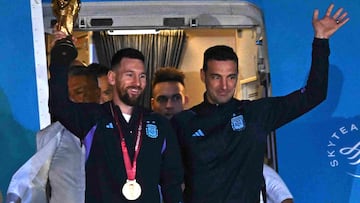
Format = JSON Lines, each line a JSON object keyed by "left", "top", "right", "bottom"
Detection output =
{"left": 172, "top": 38, "right": 329, "bottom": 203}
{"left": 48, "top": 56, "right": 183, "bottom": 203}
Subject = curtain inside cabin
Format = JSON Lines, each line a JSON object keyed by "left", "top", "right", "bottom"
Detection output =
{"left": 92, "top": 30, "right": 186, "bottom": 108}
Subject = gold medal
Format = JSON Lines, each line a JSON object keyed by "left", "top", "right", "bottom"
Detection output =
{"left": 111, "top": 105, "right": 143, "bottom": 201}
{"left": 122, "top": 179, "right": 142, "bottom": 200}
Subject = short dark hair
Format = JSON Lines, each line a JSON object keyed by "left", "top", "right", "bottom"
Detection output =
{"left": 68, "top": 65, "right": 87, "bottom": 76}
{"left": 202, "top": 45, "right": 238, "bottom": 72}
{"left": 110, "top": 48, "right": 145, "bottom": 69}
{"left": 152, "top": 67, "right": 185, "bottom": 89}
{"left": 68, "top": 65, "right": 98, "bottom": 84}
{"left": 87, "top": 63, "right": 110, "bottom": 77}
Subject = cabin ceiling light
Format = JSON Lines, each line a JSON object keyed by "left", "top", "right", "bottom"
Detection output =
{"left": 107, "top": 29, "right": 160, "bottom": 35}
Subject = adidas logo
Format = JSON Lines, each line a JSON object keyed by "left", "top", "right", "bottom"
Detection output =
{"left": 106, "top": 123, "right": 114, "bottom": 129}
{"left": 192, "top": 129, "right": 204, "bottom": 137}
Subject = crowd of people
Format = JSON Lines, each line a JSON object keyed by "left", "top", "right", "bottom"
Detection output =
{"left": 5, "top": 3, "right": 349, "bottom": 203}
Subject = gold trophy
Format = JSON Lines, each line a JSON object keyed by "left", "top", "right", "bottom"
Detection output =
{"left": 51, "top": 0, "right": 81, "bottom": 61}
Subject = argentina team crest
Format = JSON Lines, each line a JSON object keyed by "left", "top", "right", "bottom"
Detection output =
{"left": 146, "top": 122, "right": 158, "bottom": 138}
{"left": 231, "top": 114, "right": 245, "bottom": 131}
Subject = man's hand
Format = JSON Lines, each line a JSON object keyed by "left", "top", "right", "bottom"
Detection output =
{"left": 313, "top": 4, "right": 350, "bottom": 39}
{"left": 50, "top": 25, "right": 78, "bottom": 65}
{"left": 50, "top": 28, "right": 77, "bottom": 49}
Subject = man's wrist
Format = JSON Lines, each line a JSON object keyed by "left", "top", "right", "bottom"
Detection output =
{"left": 315, "top": 33, "right": 329, "bottom": 39}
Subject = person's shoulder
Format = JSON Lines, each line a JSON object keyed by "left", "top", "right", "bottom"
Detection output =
{"left": 171, "top": 109, "right": 196, "bottom": 125}
{"left": 98, "top": 101, "right": 116, "bottom": 116}
{"left": 145, "top": 111, "right": 176, "bottom": 136}
{"left": 36, "top": 121, "right": 67, "bottom": 150}
{"left": 38, "top": 121, "right": 64, "bottom": 132}
{"left": 148, "top": 110, "right": 167, "bottom": 121}
{"left": 263, "top": 164, "right": 274, "bottom": 174}
{"left": 142, "top": 108, "right": 171, "bottom": 124}
{"left": 189, "top": 102, "right": 205, "bottom": 113}
{"left": 37, "top": 121, "right": 66, "bottom": 139}
{"left": 178, "top": 109, "right": 196, "bottom": 116}
{"left": 263, "top": 164, "right": 285, "bottom": 183}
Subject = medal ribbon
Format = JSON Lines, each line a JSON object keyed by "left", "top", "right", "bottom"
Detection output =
{"left": 111, "top": 103, "right": 143, "bottom": 181}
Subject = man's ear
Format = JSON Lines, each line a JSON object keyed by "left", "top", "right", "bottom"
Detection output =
{"left": 108, "top": 70, "right": 115, "bottom": 85}
{"left": 184, "top": 95, "right": 189, "bottom": 105}
{"left": 150, "top": 97, "right": 155, "bottom": 111}
{"left": 200, "top": 69, "right": 205, "bottom": 83}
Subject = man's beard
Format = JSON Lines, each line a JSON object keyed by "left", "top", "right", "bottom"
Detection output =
{"left": 118, "top": 88, "right": 142, "bottom": 106}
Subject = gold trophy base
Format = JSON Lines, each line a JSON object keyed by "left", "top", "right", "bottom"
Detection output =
{"left": 52, "top": 36, "right": 78, "bottom": 63}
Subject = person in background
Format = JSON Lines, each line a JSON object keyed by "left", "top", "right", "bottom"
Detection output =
{"left": 170, "top": 4, "right": 349, "bottom": 203}
{"left": 260, "top": 164, "right": 294, "bottom": 203}
{"left": 67, "top": 65, "right": 101, "bottom": 104}
{"left": 88, "top": 63, "right": 113, "bottom": 104}
{"left": 48, "top": 40, "right": 184, "bottom": 202}
{"left": 6, "top": 65, "right": 102, "bottom": 203}
{"left": 37, "top": 65, "right": 101, "bottom": 203}
{"left": 151, "top": 67, "right": 188, "bottom": 203}
{"left": 151, "top": 67, "right": 188, "bottom": 119}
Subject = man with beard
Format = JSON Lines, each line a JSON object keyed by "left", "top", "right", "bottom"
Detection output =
{"left": 48, "top": 47, "right": 184, "bottom": 203}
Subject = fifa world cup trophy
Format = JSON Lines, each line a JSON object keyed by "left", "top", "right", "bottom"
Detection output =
{"left": 51, "top": 0, "right": 81, "bottom": 61}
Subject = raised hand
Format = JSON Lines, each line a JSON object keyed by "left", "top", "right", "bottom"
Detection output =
{"left": 50, "top": 27, "right": 77, "bottom": 49}
{"left": 312, "top": 4, "right": 350, "bottom": 39}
